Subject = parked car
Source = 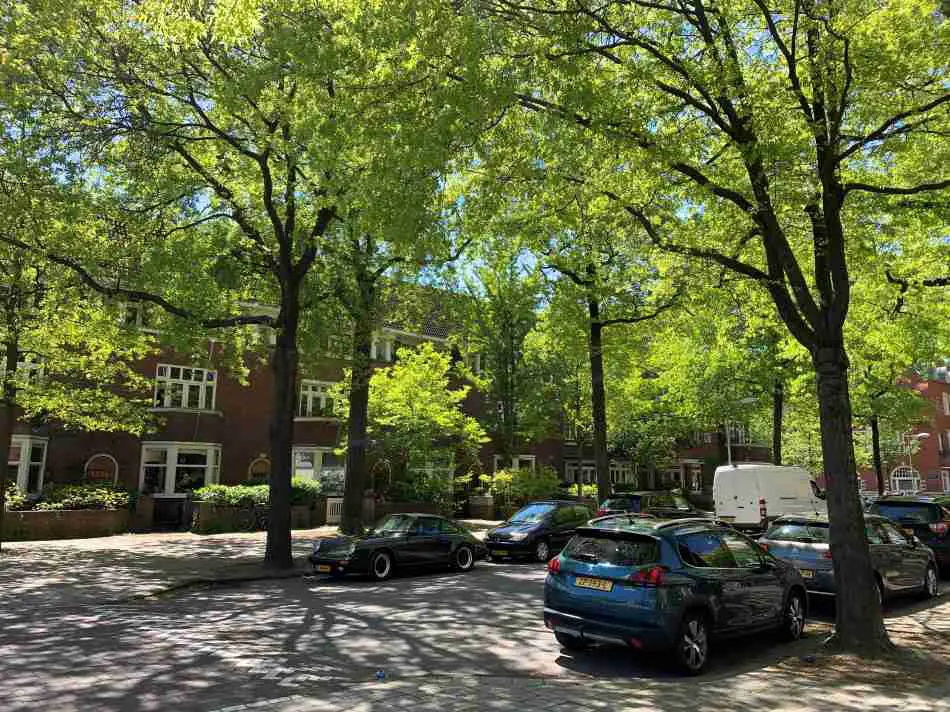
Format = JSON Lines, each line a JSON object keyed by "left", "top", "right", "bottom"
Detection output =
{"left": 714, "top": 463, "right": 825, "bottom": 532}
{"left": 758, "top": 513, "right": 939, "bottom": 602}
{"left": 868, "top": 496, "right": 950, "bottom": 574}
{"left": 596, "top": 490, "right": 708, "bottom": 519}
{"left": 485, "top": 501, "right": 592, "bottom": 562}
{"left": 543, "top": 515, "right": 807, "bottom": 675}
{"left": 308, "top": 513, "right": 487, "bottom": 581}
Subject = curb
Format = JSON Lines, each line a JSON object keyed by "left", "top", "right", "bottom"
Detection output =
{"left": 109, "top": 564, "right": 306, "bottom": 604}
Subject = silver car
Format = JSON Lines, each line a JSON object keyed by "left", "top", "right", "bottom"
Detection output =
{"left": 758, "top": 513, "right": 939, "bottom": 603}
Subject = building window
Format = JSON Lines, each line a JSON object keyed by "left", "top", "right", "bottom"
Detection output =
{"left": 297, "top": 380, "right": 338, "bottom": 418}
{"left": 8, "top": 436, "right": 47, "bottom": 493}
{"left": 154, "top": 364, "right": 217, "bottom": 411}
{"left": 139, "top": 442, "right": 221, "bottom": 496}
{"left": 726, "top": 422, "right": 751, "bottom": 446}
{"left": 942, "top": 468, "right": 950, "bottom": 493}
{"left": 565, "top": 460, "right": 596, "bottom": 484}
{"left": 943, "top": 392, "right": 950, "bottom": 416}
{"left": 119, "top": 301, "right": 158, "bottom": 333}
{"left": 84, "top": 453, "right": 119, "bottom": 485}
{"left": 370, "top": 335, "right": 394, "bottom": 362}
{"left": 247, "top": 456, "right": 271, "bottom": 481}
{"left": 609, "top": 461, "right": 633, "bottom": 484}
{"left": 889, "top": 465, "right": 920, "bottom": 495}
{"left": 293, "top": 446, "right": 345, "bottom": 494}
{"left": 493, "top": 455, "right": 536, "bottom": 473}
{"left": 0, "top": 353, "right": 45, "bottom": 387}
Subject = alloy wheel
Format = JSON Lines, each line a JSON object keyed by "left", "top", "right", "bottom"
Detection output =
{"left": 786, "top": 594, "right": 805, "bottom": 639}
{"left": 925, "top": 566, "right": 939, "bottom": 598}
{"left": 678, "top": 616, "right": 708, "bottom": 674}
{"left": 371, "top": 552, "right": 392, "bottom": 581}
{"left": 456, "top": 546, "right": 474, "bottom": 571}
{"left": 535, "top": 540, "right": 550, "bottom": 562}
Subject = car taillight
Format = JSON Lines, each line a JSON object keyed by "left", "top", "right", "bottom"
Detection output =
{"left": 547, "top": 556, "right": 562, "bottom": 574}
{"left": 629, "top": 565, "right": 666, "bottom": 586}
{"left": 758, "top": 542, "right": 769, "bottom": 553}
{"left": 930, "top": 522, "right": 949, "bottom": 536}
{"left": 822, "top": 550, "right": 833, "bottom": 560}
{"left": 597, "top": 509, "right": 608, "bottom": 516}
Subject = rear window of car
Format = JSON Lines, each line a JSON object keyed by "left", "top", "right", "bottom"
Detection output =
{"left": 872, "top": 503, "right": 941, "bottom": 524}
{"left": 765, "top": 521, "right": 830, "bottom": 543}
{"left": 563, "top": 534, "right": 659, "bottom": 567}
{"left": 603, "top": 498, "right": 639, "bottom": 511}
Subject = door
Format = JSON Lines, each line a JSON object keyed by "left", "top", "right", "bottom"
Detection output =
{"left": 403, "top": 517, "right": 442, "bottom": 564}
{"left": 720, "top": 531, "right": 785, "bottom": 625}
{"left": 879, "top": 520, "right": 929, "bottom": 590}
{"left": 676, "top": 531, "right": 751, "bottom": 632}
{"left": 865, "top": 520, "right": 898, "bottom": 591}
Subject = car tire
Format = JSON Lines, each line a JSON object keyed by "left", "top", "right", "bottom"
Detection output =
{"left": 369, "top": 551, "right": 393, "bottom": 581}
{"left": 922, "top": 564, "right": 939, "bottom": 599}
{"left": 534, "top": 539, "right": 551, "bottom": 563}
{"left": 554, "top": 631, "right": 589, "bottom": 651}
{"left": 780, "top": 589, "right": 806, "bottom": 641}
{"left": 454, "top": 545, "right": 475, "bottom": 572}
{"left": 674, "top": 612, "right": 710, "bottom": 675}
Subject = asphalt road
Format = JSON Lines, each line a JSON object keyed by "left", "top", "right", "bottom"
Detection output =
{"left": 0, "top": 559, "right": 943, "bottom": 712}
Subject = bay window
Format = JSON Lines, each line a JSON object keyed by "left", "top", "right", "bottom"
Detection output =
{"left": 154, "top": 364, "right": 217, "bottom": 411}
{"left": 297, "top": 380, "right": 337, "bottom": 418}
{"left": 140, "top": 442, "right": 221, "bottom": 496}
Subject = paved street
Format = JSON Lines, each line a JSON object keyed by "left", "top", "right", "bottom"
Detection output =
{"left": 3, "top": 537, "right": 950, "bottom": 712}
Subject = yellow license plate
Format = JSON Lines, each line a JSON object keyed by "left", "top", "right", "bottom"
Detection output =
{"left": 799, "top": 569, "right": 814, "bottom": 579}
{"left": 575, "top": 576, "right": 614, "bottom": 592}
{"left": 316, "top": 565, "right": 332, "bottom": 573}
{"left": 493, "top": 550, "right": 508, "bottom": 557}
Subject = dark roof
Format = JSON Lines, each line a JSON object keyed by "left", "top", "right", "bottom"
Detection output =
{"left": 381, "top": 284, "right": 466, "bottom": 340}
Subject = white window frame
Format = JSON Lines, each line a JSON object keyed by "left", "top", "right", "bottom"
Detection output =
{"left": 609, "top": 460, "right": 633, "bottom": 484}
{"left": 493, "top": 454, "right": 536, "bottom": 473}
{"left": 889, "top": 465, "right": 921, "bottom": 495}
{"left": 119, "top": 301, "right": 159, "bottom": 334}
{"left": 370, "top": 333, "right": 395, "bottom": 362}
{"left": 296, "top": 380, "right": 338, "bottom": 419}
{"left": 0, "top": 353, "right": 45, "bottom": 387}
{"left": 8, "top": 435, "right": 48, "bottom": 493}
{"left": 943, "top": 392, "right": 950, "bottom": 416}
{"left": 139, "top": 442, "right": 221, "bottom": 497}
{"left": 941, "top": 468, "right": 950, "bottom": 493}
{"left": 153, "top": 364, "right": 218, "bottom": 412}
{"left": 292, "top": 446, "right": 346, "bottom": 486}
{"left": 726, "top": 422, "right": 751, "bottom": 446}
{"left": 565, "top": 460, "right": 596, "bottom": 484}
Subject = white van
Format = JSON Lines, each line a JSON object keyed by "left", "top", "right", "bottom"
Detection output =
{"left": 713, "top": 463, "right": 825, "bottom": 531}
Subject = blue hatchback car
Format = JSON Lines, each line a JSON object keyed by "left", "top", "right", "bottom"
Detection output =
{"left": 544, "top": 516, "right": 807, "bottom": 674}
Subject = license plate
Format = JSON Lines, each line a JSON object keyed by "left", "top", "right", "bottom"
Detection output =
{"left": 799, "top": 569, "right": 815, "bottom": 579}
{"left": 575, "top": 576, "right": 614, "bottom": 592}
{"left": 493, "top": 550, "right": 508, "bottom": 557}
{"left": 316, "top": 565, "right": 332, "bottom": 573}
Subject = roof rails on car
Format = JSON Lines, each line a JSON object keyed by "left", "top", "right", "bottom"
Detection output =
{"left": 654, "top": 517, "right": 728, "bottom": 530}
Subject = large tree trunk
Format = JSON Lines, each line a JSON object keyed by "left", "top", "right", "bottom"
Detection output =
{"left": 772, "top": 379, "right": 784, "bottom": 465}
{"left": 870, "top": 414, "right": 884, "bottom": 498}
{"left": 265, "top": 289, "right": 300, "bottom": 569}
{"left": 586, "top": 297, "right": 609, "bottom": 503}
{"left": 813, "top": 345, "right": 890, "bottom": 652}
{"left": 0, "top": 337, "right": 19, "bottom": 554}
{"left": 341, "top": 299, "right": 373, "bottom": 535}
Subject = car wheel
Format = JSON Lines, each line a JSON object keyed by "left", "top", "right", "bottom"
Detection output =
{"left": 675, "top": 612, "right": 709, "bottom": 675}
{"left": 780, "top": 590, "right": 806, "bottom": 641}
{"left": 454, "top": 545, "right": 475, "bottom": 572}
{"left": 554, "top": 631, "right": 589, "bottom": 651}
{"left": 922, "top": 564, "right": 939, "bottom": 599}
{"left": 369, "top": 551, "right": 393, "bottom": 581}
{"left": 534, "top": 539, "right": 551, "bottom": 563}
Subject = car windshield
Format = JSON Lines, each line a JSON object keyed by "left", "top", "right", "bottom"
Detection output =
{"left": 603, "top": 498, "right": 639, "bottom": 511}
{"left": 374, "top": 514, "right": 415, "bottom": 532}
{"left": 509, "top": 503, "right": 556, "bottom": 523}
{"left": 563, "top": 534, "right": 659, "bottom": 566}
{"left": 765, "top": 521, "right": 829, "bottom": 543}
{"left": 873, "top": 503, "right": 939, "bottom": 524}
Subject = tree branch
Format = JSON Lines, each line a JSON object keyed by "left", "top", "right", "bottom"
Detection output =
{"left": 844, "top": 178, "right": 950, "bottom": 197}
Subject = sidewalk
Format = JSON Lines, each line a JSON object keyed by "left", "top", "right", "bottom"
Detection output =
{"left": 0, "top": 520, "right": 500, "bottom": 610}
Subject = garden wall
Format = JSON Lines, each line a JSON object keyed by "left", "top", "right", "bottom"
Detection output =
{"left": 191, "top": 502, "right": 315, "bottom": 534}
{"left": 2, "top": 509, "right": 130, "bottom": 541}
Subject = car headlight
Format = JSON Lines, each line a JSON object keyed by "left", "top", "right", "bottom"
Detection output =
{"left": 509, "top": 531, "right": 530, "bottom": 542}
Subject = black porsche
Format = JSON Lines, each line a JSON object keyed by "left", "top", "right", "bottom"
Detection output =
{"left": 308, "top": 513, "right": 488, "bottom": 581}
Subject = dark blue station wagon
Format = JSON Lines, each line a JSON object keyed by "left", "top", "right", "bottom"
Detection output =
{"left": 544, "top": 516, "right": 807, "bottom": 674}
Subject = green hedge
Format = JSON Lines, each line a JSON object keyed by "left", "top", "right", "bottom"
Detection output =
{"left": 193, "top": 478, "right": 322, "bottom": 507}
{"left": 7, "top": 484, "right": 132, "bottom": 511}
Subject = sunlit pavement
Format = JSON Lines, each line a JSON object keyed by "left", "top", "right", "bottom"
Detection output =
{"left": 1, "top": 558, "right": 948, "bottom": 712}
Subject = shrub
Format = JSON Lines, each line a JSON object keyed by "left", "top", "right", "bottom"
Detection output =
{"left": 566, "top": 483, "right": 598, "bottom": 499}
{"left": 31, "top": 484, "right": 131, "bottom": 511}
{"left": 4, "top": 483, "right": 29, "bottom": 511}
{"left": 193, "top": 479, "right": 322, "bottom": 507}
{"left": 480, "top": 467, "right": 561, "bottom": 506}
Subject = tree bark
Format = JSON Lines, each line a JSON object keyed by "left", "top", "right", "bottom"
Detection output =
{"left": 0, "top": 335, "right": 19, "bottom": 554}
{"left": 870, "top": 414, "right": 884, "bottom": 498}
{"left": 341, "top": 288, "right": 374, "bottom": 535}
{"left": 586, "top": 297, "right": 610, "bottom": 503}
{"left": 772, "top": 379, "right": 784, "bottom": 466}
{"left": 265, "top": 288, "right": 300, "bottom": 569}
{"left": 813, "top": 345, "right": 890, "bottom": 652}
